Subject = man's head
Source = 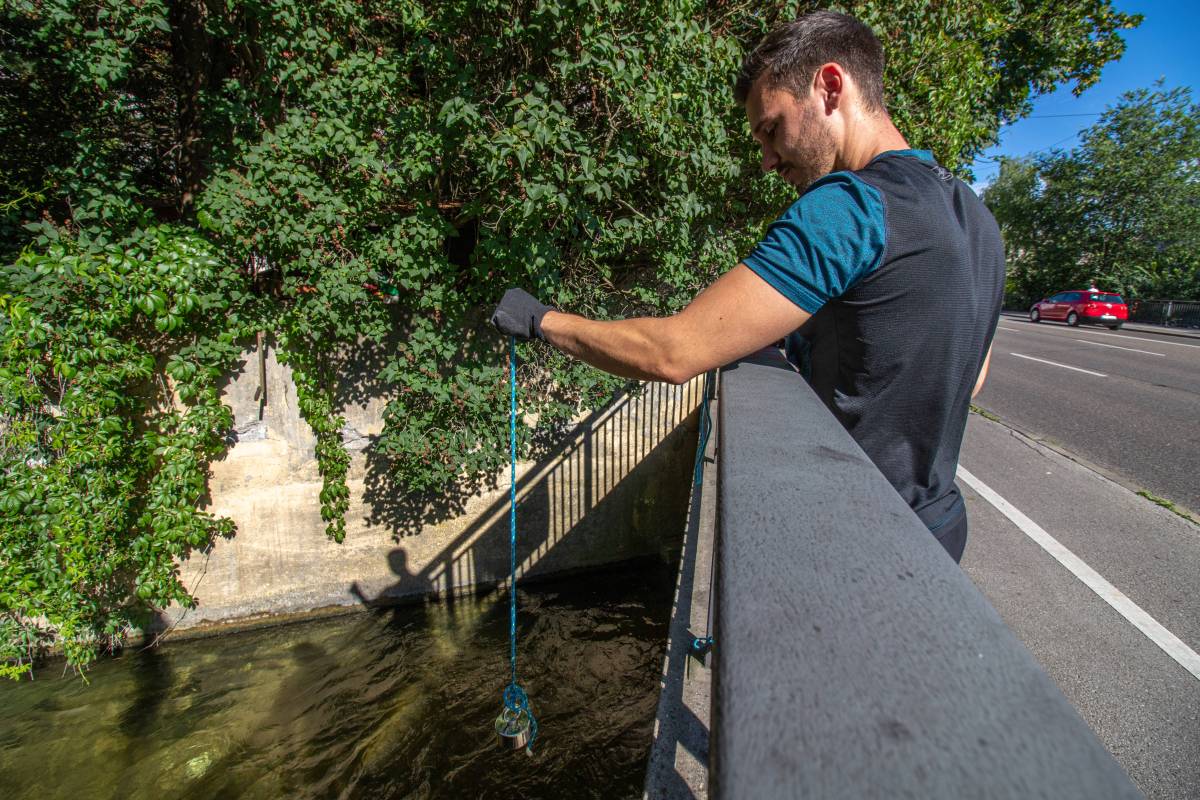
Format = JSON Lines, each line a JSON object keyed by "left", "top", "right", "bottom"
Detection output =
{"left": 735, "top": 11, "right": 889, "bottom": 189}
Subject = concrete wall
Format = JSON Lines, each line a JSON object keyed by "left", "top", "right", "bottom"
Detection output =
{"left": 170, "top": 339, "right": 702, "bottom": 629}
{"left": 645, "top": 384, "right": 716, "bottom": 799}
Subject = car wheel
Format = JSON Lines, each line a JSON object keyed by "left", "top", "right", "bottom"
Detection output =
{"left": 1030, "top": 308, "right": 1040, "bottom": 323}
{"left": 1107, "top": 323, "right": 1123, "bottom": 330}
{"left": 1066, "top": 311, "right": 1079, "bottom": 327}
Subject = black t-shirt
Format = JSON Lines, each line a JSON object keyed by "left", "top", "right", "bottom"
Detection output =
{"left": 743, "top": 150, "right": 1005, "bottom": 527}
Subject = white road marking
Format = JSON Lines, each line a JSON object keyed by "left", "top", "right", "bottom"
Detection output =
{"left": 1002, "top": 318, "right": 1200, "bottom": 350}
{"left": 1069, "top": 327, "right": 1200, "bottom": 349}
{"left": 1073, "top": 338, "right": 1165, "bottom": 357}
{"left": 958, "top": 466, "right": 1200, "bottom": 682}
{"left": 1009, "top": 352, "right": 1107, "bottom": 377}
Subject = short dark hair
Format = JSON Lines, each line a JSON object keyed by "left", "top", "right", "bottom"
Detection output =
{"left": 734, "top": 11, "right": 886, "bottom": 113}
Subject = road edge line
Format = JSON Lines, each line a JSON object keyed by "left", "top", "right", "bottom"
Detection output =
{"left": 965, "top": 408, "right": 1200, "bottom": 529}
{"left": 958, "top": 465, "right": 1200, "bottom": 682}
{"left": 1008, "top": 352, "right": 1107, "bottom": 377}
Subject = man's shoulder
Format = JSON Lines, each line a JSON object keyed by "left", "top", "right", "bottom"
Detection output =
{"left": 782, "top": 170, "right": 882, "bottom": 223}
{"left": 803, "top": 168, "right": 874, "bottom": 196}
{"left": 855, "top": 151, "right": 998, "bottom": 228}
{"left": 854, "top": 149, "right": 942, "bottom": 184}
{"left": 854, "top": 150, "right": 982, "bottom": 201}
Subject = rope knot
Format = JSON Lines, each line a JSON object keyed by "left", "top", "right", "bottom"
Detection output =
{"left": 498, "top": 681, "right": 538, "bottom": 753}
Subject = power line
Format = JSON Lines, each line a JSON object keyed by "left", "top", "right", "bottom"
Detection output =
{"left": 973, "top": 130, "right": 1087, "bottom": 164}
{"left": 1025, "top": 112, "right": 1106, "bottom": 118}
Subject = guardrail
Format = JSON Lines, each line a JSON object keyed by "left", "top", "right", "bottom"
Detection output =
{"left": 681, "top": 348, "right": 1142, "bottom": 798}
{"left": 1127, "top": 299, "right": 1200, "bottom": 329}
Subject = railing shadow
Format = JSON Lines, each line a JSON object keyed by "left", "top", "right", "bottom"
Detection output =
{"left": 177, "top": 345, "right": 704, "bottom": 631}
{"left": 351, "top": 378, "right": 704, "bottom": 606}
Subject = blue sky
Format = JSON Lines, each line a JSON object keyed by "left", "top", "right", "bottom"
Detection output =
{"left": 969, "top": 0, "right": 1199, "bottom": 190}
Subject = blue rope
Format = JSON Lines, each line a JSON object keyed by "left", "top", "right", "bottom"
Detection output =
{"left": 691, "top": 370, "right": 716, "bottom": 656}
{"left": 502, "top": 336, "right": 537, "bottom": 752}
{"left": 509, "top": 335, "right": 518, "bottom": 686}
{"left": 691, "top": 370, "right": 714, "bottom": 489}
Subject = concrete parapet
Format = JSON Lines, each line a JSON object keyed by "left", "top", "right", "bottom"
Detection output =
{"left": 710, "top": 348, "right": 1141, "bottom": 799}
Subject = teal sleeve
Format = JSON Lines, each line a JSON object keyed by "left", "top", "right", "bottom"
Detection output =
{"left": 742, "top": 172, "right": 886, "bottom": 313}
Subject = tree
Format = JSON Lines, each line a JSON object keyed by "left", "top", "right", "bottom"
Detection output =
{"left": 984, "top": 85, "right": 1200, "bottom": 307}
{"left": 1, "top": 0, "right": 1140, "bottom": 674}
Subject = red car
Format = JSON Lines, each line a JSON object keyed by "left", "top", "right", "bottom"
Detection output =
{"left": 1029, "top": 289, "right": 1127, "bottom": 330}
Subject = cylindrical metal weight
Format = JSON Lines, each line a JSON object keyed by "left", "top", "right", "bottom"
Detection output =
{"left": 495, "top": 708, "right": 531, "bottom": 750}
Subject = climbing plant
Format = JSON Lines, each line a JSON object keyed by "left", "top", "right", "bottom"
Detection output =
{"left": 0, "top": 227, "right": 243, "bottom": 675}
{"left": 0, "top": 0, "right": 1138, "bottom": 674}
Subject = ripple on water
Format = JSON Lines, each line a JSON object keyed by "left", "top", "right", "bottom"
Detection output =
{"left": 0, "top": 557, "right": 678, "bottom": 800}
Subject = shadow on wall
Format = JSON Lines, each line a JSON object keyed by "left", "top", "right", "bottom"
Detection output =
{"left": 357, "top": 381, "right": 653, "bottom": 539}
{"left": 181, "top": 340, "right": 702, "bottom": 626}
{"left": 336, "top": 322, "right": 510, "bottom": 538}
{"left": 352, "top": 379, "right": 702, "bottom": 606}
{"left": 327, "top": 331, "right": 397, "bottom": 414}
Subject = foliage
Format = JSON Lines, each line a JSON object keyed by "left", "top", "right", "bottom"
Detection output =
{"left": 984, "top": 85, "right": 1200, "bottom": 307}
{"left": 1, "top": 227, "right": 243, "bottom": 673}
{"left": 1, "top": 0, "right": 1136, "bottom": 672}
{"left": 844, "top": 0, "right": 1140, "bottom": 174}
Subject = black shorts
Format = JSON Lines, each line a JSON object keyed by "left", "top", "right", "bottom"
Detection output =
{"left": 932, "top": 509, "right": 968, "bottom": 563}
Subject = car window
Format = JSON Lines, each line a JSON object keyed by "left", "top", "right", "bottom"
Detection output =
{"left": 1089, "top": 293, "right": 1123, "bottom": 303}
{"left": 1066, "top": 292, "right": 1081, "bottom": 301}
{"left": 1049, "top": 293, "right": 1065, "bottom": 302}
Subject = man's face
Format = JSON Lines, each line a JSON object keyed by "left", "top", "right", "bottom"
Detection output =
{"left": 745, "top": 77, "right": 837, "bottom": 190}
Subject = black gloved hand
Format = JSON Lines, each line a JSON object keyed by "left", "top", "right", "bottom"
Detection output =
{"left": 491, "top": 288, "right": 553, "bottom": 341}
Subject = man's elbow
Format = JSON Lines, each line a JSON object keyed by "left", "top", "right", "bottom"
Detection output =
{"left": 652, "top": 352, "right": 702, "bottom": 386}
{"left": 658, "top": 364, "right": 696, "bottom": 386}
{"left": 641, "top": 317, "right": 703, "bottom": 385}
{"left": 972, "top": 364, "right": 990, "bottom": 398}
{"left": 972, "top": 346, "right": 993, "bottom": 399}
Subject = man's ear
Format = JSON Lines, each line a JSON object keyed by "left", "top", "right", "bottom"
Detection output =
{"left": 815, "top": 63, "right": 844, "bottom": 113}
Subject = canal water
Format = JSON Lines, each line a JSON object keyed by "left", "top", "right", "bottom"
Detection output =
{"left": 0, "top": 558, "right": 678, "bottom": 799}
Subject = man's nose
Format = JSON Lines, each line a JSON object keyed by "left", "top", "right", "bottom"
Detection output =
{"left": 760, "top": 147, "right": 779, "bottom": 174}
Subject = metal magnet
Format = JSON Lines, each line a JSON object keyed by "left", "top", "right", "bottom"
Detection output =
{"left": 495, "top": 707, "right": 532, "bottom": 750}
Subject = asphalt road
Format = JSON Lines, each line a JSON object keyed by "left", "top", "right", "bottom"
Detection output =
{"left": 973, "top": 315, "right": 1200, "bottom": 516}
{"left": 958, "top": 322, "right": 1200, "bottom": 799}
{"left": 958, "top": 417, "right": 1200, "bottom": 799}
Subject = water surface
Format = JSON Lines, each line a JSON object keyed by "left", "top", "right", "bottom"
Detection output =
{"left": 0, "top": 560, "right": 677, "bottom": 799}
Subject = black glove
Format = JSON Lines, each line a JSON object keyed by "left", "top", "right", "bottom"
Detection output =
{"left": 491, "top": 288, "right": 553, "bottom": 341}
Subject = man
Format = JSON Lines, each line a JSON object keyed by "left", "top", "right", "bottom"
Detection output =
{"left": 491, "top": 11, "right": 1003, "bottom": 562}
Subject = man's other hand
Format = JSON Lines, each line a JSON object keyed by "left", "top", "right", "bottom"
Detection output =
{"left": 491, "top": 288, "right": 552, "bottom": 341}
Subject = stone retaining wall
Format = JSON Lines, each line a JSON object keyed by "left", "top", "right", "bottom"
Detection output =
{"left": 169, "top": 340, "right": 702, "bottom": 629}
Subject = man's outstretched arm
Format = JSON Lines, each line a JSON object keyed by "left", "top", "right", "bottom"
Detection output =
{"left": 494, "top": 264, "right": 811, "bottom": 384}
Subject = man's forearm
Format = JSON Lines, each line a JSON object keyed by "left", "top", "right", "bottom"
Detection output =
{"left": 540, "top": 310, "right": 689, "bottom": 384}
{"left": 491, "top": 265, "right": 811, "bottom": 384}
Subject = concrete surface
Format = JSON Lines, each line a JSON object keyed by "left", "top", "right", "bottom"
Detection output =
{"left": 168, "top": 339, "right": 703, "bottom": 630}
{"left": 644, "top": 387, "right": 716, "bottom": 799}
{"left": 710, "top": 351, "right": 1139, "bottom": 800}
{"left": 977, "top": 316, "right": 1200, "bottom": 515}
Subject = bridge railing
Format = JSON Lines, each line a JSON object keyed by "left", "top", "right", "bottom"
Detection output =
{"left": 1127, "top": 299, "right": 1200, "bottom": 329}
{"left": 646, "top": 347, "right": 1142, "bottom": 799}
